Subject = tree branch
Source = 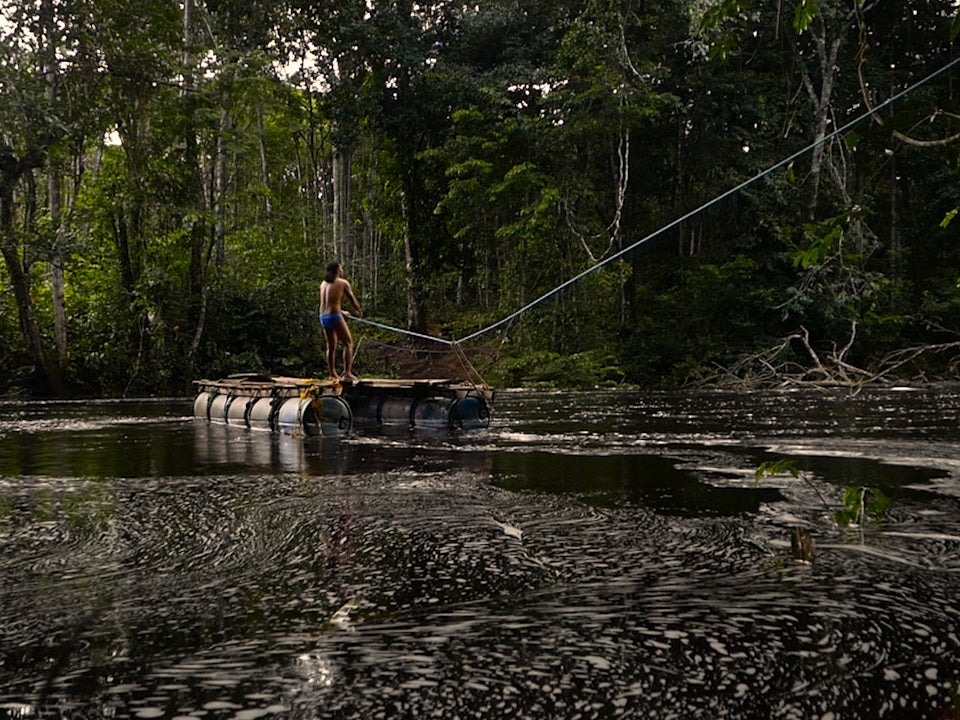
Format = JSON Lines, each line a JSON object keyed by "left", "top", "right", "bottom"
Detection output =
{"left": 701, "top": 322, "right": 960, "bottom": 391}
{"left": 891, "top": 129, "right": 960, "bottom": 148}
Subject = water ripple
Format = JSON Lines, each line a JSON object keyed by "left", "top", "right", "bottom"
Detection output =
{"left": 3, "top": 390, "right": 960, "bottom": 719}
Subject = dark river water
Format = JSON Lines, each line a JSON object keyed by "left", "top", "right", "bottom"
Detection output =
{"left": 2, "top": 387, "right": 960, "bottom": 719}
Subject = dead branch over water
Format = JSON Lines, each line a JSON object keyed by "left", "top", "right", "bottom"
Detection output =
{"left": 705, "top": 320, "right": 960, "bottom": 391}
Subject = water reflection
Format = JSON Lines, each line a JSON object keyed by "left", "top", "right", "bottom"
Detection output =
{"left": 494, "top": 451, "right": 787, "bottom": 515}
{"left": 192, "top": 421, "right": 353, "bottom": 474}
{"left": 2, "top": 389, "right": 960, "bottom": 719}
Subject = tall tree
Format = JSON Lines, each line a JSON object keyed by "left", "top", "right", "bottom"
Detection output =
{"left": 0, "top": 0, "right": 69, "bottom": 391}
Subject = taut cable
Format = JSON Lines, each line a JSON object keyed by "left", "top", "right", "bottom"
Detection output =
{"left": 348, "top": 54, "right": 960, "bottom": 348}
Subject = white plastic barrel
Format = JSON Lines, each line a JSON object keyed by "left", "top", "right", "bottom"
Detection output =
{"left": 225, "top": 396, "right": 250, "bottom": 425}
{"left": 246, "top": 397, "right": 276, "bottom": 428}
{"left": 193, "top": 391, "right": 213, "bottom": 419}
{"left": 275, "top": 396, "right": 352, "bottom": 436}
{"left": 208, "top": 393, "right": 230, "bottom": 422}
{"left": 276, "top": 397, "right": 314, "bottom": 434}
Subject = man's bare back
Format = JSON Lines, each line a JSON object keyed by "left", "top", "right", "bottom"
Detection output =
{"left": 319, "top": 277, "right": 349, "bottom": 315}
{"left": 319, "top": 265, "right": 360, "bottom": 315}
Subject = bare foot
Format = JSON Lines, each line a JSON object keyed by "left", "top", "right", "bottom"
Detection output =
{"left": 341, "top": 374, "right": 359, "bottom": 383}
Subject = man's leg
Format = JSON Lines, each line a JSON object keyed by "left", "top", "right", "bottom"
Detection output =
{"left": 324, "top": 326, "right": 339, "bottom": 379}
{"left": 335, "top": 319, "right": 356, "bottom": 380}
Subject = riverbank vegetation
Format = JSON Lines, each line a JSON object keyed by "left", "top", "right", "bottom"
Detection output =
{"left": 2, "top": 0, "right": 959, "bottom": 396}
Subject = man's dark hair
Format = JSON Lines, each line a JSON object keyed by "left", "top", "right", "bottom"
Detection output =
{"left": 324, "top": 262, "right": 340, "bottom": 283}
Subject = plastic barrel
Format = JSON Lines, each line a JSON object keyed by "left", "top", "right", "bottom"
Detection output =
{"left": 450, "top": 395, "right": 491, "bottom": 430}
{"left": 346, "top": 395, "right": 383, "bottom": 425}
{"left": 246, "top": 397, "right": 276, "bottom": 430}
{"left": 412, "top": 397, "right": 454, "bottom": 428}
{"left": 379, "top": 398, "right": 413, "bottom": 426}
{"left": 276, "top": 396, "right": 352, "bottom": 436}
{"left": 225, "top": 395, "right": 250, "bottom": 425}
{"left": 315, "top": 395, "right": 353, "bottom": 436}
{"left": 276, "top": 397, "right": 313, "bottom": 435}
{"left": 208, "top": 393, "right": 230, "bottom": 422}
{"left": 193, "top": 391, "right": 213, "bottom": 419}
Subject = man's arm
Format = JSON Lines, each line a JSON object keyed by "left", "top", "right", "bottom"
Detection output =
{"left": 342, "top": 279, "right": 362, "bottom": 317}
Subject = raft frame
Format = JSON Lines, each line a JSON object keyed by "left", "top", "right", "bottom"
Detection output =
{"left": 193, "top": 374, "right": 493, "bottom": 435}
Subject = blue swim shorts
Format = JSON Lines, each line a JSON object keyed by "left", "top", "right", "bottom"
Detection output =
{"left": 319, "top": 312, "right": 343, "bottom": 329}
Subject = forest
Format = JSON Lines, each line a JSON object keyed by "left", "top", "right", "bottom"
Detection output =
{"left": 2, "top": 0, "right": 960, "bottom": 397}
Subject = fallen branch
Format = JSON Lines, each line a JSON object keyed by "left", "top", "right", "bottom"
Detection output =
{"left": 700, "top": 321, "right": 960, "bottom": 390}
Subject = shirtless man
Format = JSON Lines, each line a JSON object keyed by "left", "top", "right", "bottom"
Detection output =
{"left": 319, "top": 262, "right": 363, "bottom": 381}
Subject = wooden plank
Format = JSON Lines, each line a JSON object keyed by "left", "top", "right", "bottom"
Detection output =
{"left": 194, "top": 375, "right": 492, "bottom": 400}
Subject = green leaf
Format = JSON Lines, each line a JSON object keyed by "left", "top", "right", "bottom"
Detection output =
{"left": 951, "top": 12, "right": 960, "bottom": 42}
{"left": 785, "top": 162, "right": 796, "bottom": 184}
{"left": 698, "top": 0, "right": 755, "bottom": 60}
{"left": 755, "top": 459, "right": 800, "bottom": 481}
{"left": 841, "top": 485, "right": 864, "bottom": 510}
{"left": 941, "top": 207, "right": 958, "bottom": 229}
{"left": 865, "top": 487, "right": 889, "bottom": 521}
{"left": 844, "top": 130, "right": 860, "bottom": 151}
{"left": 793, "top": 0, "right": 819, "bottom": 33}
{"left": 793, "top": 227, "right": 841, "bottom": 270}
{"left": 837, "top": 486, "right": 889, "bottom": 527}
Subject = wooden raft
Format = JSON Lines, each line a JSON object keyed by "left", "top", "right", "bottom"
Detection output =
{"left": 193, "top": 374, "right": 493, "bottom": 434}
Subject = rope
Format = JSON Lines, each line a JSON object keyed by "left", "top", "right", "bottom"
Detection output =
{"left": 346, "top": 323, "right": 489, "bottom": 388}
{"left": 348, "top": 54, "right": 960, "bottom": 348}
{"left": 365, "top": 338, "right": 453, "bottom": 355}
{"left": 350, "top": 315, "right": 454, "bottom": 345}
{"left": 452, "top": 341, "right": 487, "bottom": 389}
{"left": 456, "top": 54, "right": 960, "bottom": 344}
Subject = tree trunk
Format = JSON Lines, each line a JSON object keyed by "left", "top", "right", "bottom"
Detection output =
{"left": 332, "top": 146, "right": 352, "bottom": 265}
{"left": 42, "top": 0, "right": 67, "bottom": 371}
{"left": 115, "top": 109, "right": 147, "bottom": 293}
{"left": 401, "top": 191, "right": 425, "bottom": 333}
{"left": 799, "top": 12, "right": 842, "bottom": 221}
{"left": 297, "top": 92, "right": 326, "bottom": 251}
{"left": 0, "top": 161, "right": 55, "bottom": 392}
{"left": 214, "top": 88, "right": 230, "bottom": 268}
{"left": 47, "top": 163, "right": 67, "bottom": 369}
{"left": 889, "top": 150, "right": 900, "bottom": 275}
{"left": 0, "top": 245, "right": 48, "bottom": 384}
{"left": 361, "top": 162, "right": 381, "bottom": 308}
{"left": 256, "top": 103, "right": 276, "bottom": 243}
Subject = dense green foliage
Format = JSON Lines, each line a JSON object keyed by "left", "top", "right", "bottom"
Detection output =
{"left": 1, "top": 0, "right": 959, "bottom": 396}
